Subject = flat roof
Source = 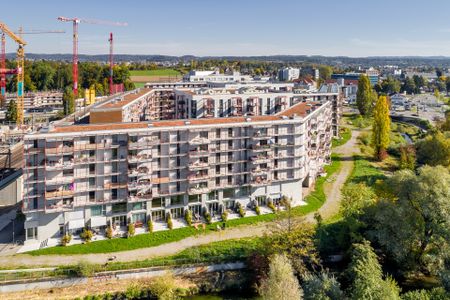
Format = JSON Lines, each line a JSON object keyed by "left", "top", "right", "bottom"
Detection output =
{"left": 49, "top": 101, "right": 320, "bottom": 134}
{"left": 95, "top": 88, "right": 153, "bottom": 109}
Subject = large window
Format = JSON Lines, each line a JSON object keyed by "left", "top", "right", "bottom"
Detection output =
{"left": 132, "top": 202, "right": 146, "bottom": 211}
{"left": 91, "top": 205, "right": 105, "bottom": 217}
{"left": 189, "top": 194, "right": 200, "bottom": 203}
{"left": 208, "top": 190, "right": 218, "bottom": 201}
{"left": 223, "top": 188, "right": 234, "bottom": 199}
{"left": 152, "top": 197, "right": 163, "bottom": 208}
{"left": 26, "top": 227, "right": 37, "bottom": 240}
{"left": 112, "top": 202, "right": 127, "bottom": 214}
{"left": 171, "top": 195, "right": 184, "bottom": 206}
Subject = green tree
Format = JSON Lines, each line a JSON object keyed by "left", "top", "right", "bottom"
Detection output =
{"left": 381, "top": 76, "right": 401, "bottom": 94}
{"left": 416, "top": 131, "right": 450, "bottom": 167}
{"left": 356, "top": 75, "right": 376, "bottom": 116}
{"left": 63, "top": 87, "right": 75, "bottom": 115}
{"left": 259, "top": 253, "right": 303, "bottom": 300}
{"left": 302, "top": 272, "right": 345, "bottom": 300}
{"left": 399, "top": 145, "right": 416, "bottom": 170}
{"left": 403, "top": 77, "right": 417, "bottom": 94}
{"left": 347, "top": 241, "right": 401, "bottom": 300}
{"left": 318, "top": 65, "right": 333, "bottom": 80}
{"left": 5, "top": 99, "right": 18, "bottom": 123}
{"left": 371, "top": 166, "right": 450, "bottom": 273}
{"left": 372, "top": 95, "right": 391, "bottom": 160}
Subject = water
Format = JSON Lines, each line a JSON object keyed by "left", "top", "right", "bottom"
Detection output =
{"left": 401, "top": 133, "right": 413, "bottom": 144}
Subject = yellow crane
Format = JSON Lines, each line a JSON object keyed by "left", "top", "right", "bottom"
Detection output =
{"left": 0, "top": 21, "right": 27, "bottom": 125}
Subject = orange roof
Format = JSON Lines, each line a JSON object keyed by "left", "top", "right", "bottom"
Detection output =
{"left": 97, "top": 88, "right": 153, "bottom": 109}
{"left": 51, "top": 101, "right": 318, "bottom": 134}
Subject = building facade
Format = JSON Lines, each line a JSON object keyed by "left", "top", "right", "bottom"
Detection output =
{"left": 22, "top": 98, "right": 336, "bottom": 244}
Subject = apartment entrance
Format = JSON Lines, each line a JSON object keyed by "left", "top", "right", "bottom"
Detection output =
{"left": 170, "top": 207, "right": 183, "bottom": 219}
{"left": 112, "top": 215, "right": 126, "bottom": 227}
{"left": 152, "top": 210, "right": 165, "bottom": 222}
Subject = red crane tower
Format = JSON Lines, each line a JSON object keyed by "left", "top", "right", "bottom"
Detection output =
{"left": 57, "top": 17, "right": 127, "bottom": 97}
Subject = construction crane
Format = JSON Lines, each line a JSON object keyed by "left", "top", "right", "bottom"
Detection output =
{"left": 0, "top": 21, "right": 26, "bottom": 124}
{"left": 57, "top": 17, "right": 128, "bottom": 97}
{"left": 109, "top": 32, "right": 113, "bottom": 95}
{"left": 0, "top": 29, "right": 65, "bottom": 99}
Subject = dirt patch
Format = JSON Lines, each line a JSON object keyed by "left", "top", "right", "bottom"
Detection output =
{"left": 130, "top": 75, "right": 181, "bottom": 82}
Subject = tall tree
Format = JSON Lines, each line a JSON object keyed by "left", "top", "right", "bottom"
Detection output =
{"left": 416, "top": 131, "right": 450, "bottom": 167}
{"left": 356, "top": 75, "right": 376, "bottom": 116}
{"left": 348, "top": 241, "right": 401, "bottom": 300}
{"left": 5, "top": 99, "right": 18, "bottom": 123}
{"left": 381, "top": 76, "right": 401, "bottom": 94}
{"left": 63, "top": 87, "right": 75, "bottom": 116}
{"left": 302, "top": 272, "right": 345, "bottom": 300}
{"left": 371, "top": 166, "right": 450, "bottom": 273}
{"left": 259, "top": 253, "right": 303, "bottom": 300}
{"left": 371, "top": 95, "right": 391, "bottom": 160}
{"left": 402, "top": 77, "right": 417, "bottom": 94}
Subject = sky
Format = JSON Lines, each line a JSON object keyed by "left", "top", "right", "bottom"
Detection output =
{"left": 3, "top": 0, "right": 450, "bottom": 57}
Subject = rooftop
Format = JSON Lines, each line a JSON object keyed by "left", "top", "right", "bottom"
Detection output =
{"left": 95, "top": 88, "right": 153, "bottom": 109}
{"left": 48, "top": 101, "right": 320, "bottom": 134}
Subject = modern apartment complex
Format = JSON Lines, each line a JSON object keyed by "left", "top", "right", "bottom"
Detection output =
{"left": 22, "top": 84, "right": 342, "bottom": 244}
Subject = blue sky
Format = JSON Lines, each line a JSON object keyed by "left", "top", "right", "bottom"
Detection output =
{"left": 3, "top": 0, "right": 450, "bottom": 57}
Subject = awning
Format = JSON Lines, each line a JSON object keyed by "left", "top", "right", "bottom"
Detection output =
{"left": 68, "top": 219, "right": 85, "bottom": 230}
{"left": 90, "top": 216, "right": 107, "bottom": 227}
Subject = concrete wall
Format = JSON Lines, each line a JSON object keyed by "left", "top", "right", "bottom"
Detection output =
{"left": 0, "top": 172, "right": 22, "bottom": 207}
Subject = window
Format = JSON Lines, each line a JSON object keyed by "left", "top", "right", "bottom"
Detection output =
{"left": 228, "top": 164, "right": 232, "bottom": 172}
{"left": 228, "top": 128, "right": 233, "bottom": 137}
{"left": 89, "top": 191, "right": 95, "bottom": 201}
{"left": 89, "top": 178, "right": 95, "bottom": 187}
{"left": 216, "top": 165, "right": 220, "bottom": 174}
{"left": 132, "top": 202, "right": 146, "bottom": 211}
{"left": 152, "top": 197, "right": 163, "bottom": 208}
{"left": 112, "top": 189, "right": 118, "bottom": 200}
{"left": 112, "top": 202, "right": 127, "bottom": 214}
{"left": 223, "top": 188, "right": 234, "bottom": 199}
{"left": 200, "top": 131, "right": 208, "bottom": 138}
{"left": 188, "top": 194, "right": 200, "bottom": 203}
{"left": 26, "top": 227, "right": 37, "bottom": 240}
{"left": 171, "top": 195, "right": 184, "bottom": 205}
{"left": 240, "top": 187, "right": 250, "bottom": 197}
{"left": 89, "top": 136, "right": 95, "bottom": 144}
{"left": 216, "top": 129, "right": 220, "bottom": 138}
{"left": 208, "top": 190, "right": 218, "bottom": 201}
{"left": 89, "top": 164, "right": 95, "bottom": 174}
{"left": 228, "top": 140, "right": 232, "bottom": 147}
{"left": 91, "top": 205, "right": 105, "bottom": 216}
{"left": 228, "top": 176, "right": 232, "bottom": 185}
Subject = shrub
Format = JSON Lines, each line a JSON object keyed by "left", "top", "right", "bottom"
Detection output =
{"left": 61, "top": 234, "right": 72, "bottom": 246}
{"left": 268, "top": 202, "right": 276, "bottom": 213}
{"left": 167, "top": 215, "right": 173, "bottom": 230}
{"left": 127, "top": 223, "right": 135, "bottom": 238}
{"left": 255, "top": 206, "right": 261, "bottom": 215}
{"left": 105, "top": 227, "right": 113, "bottom": 239}
{"left": 221, "top": 211, "right": 228, "bottom": 222}
{"left": 204, "top": 211, "right": 212, "bottom": 224}
{"left": 184, "top": 210, "right": 192, "bottom": 226}
{"left": 358, "top": 132, "right": 370, "bottom": 146}
{"left": 239, "top": 206, "right": 246, "bottom": 218}
{"left": 80, "top": 228, "right": 93, "bottom": 243}
{"left": 147, "top": 220, "right": 153, "bottom": 233}
{"left": 75, "top": 260, "right": 95, "bottom": 277}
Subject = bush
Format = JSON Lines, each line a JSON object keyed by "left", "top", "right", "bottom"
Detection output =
{"left": 268, "top": 202, "right": 276, "bottom": 213}
{"left": 358, "top": 132, "right": 370, "bottom": 146}
{"left": 127, "top": 223, "right": 135, "bottom": 238}
{"left": 239, "top": 206, "right": 246, "bottom": 218}
{"left": 184, "top": 210, "right": 192, "bottom": 226}
{"left": 105, "top": 227, "right": 113, "bottom": 239}
{"left": 204, "top": 211, "right": 212, "bottom": 225}
{"left": 221, "top": 211, "right": 228, "bottom": 222}
{"left": 75, "top": 260, "right": 95, "bottom": 277}
{"left": 167, "top": 215, "right": 173, "bottom": 230}
{"left": 147, "top": 220, "right": 153, "bottom": 233}
{"left": 80, "top": 228, "right": 93, "bottom": 243}
{"left": 255, "top": 206, "right": 261, "bottom": 215}
{"left": 61, "top": 234, "right": 72, "bottom": 246}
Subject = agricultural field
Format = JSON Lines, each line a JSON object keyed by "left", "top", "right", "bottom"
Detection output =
{"left": 130, "top": 69, "right": 182, "bottom": 84}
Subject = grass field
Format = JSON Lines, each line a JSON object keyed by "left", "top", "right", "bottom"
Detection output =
{"left": 29, "top": 155, "right": 342, "bottom": 256}
{"left": 130, "top": 69, "right": 181, "bottom": 77}
{"left": 332, "top": 127, "right": 352, "bottom": 148}
{"left": 133, "top": 82, "right": 146, "bottom": 88}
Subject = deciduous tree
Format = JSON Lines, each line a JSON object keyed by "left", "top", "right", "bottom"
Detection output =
{"left": 63, "top": 87, "right": 75, "bottom": 115}
{"left": 372, "top": 95, "right": 391, "bottom": 160}
{"left": 356, "top": 75, "right": 376, "bottom": 116}
{"left": 416, "top": 131, "right": 450, "bottom": 167}
{"left": 5, "top": 99, "right": 18, "bottom": 123}
{"left": 259, "top": 253, "right": 303, "bottom": 300}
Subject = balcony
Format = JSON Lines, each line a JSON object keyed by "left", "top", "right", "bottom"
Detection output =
{"left": 104, "top": 182, "right": 127, "bottom": 189}
{"left": 45, "top": 190, "right": 74, "bottom": 199}
{"left": 251, "top": 168, "right": 270, "bottom": 175}
{"left": 187, "top": 174, "right": 209, "bottom": 182}
{"left": 46, "top": 176, "right": 74, "bottom": 185}
{"left": 188, "top": 186, "right": 210, "bottom": 195}
{"left": 250, "top": 178, "right": 270, "bottom": 186}
{"left": 128, "top": 154, "right": 152, "bottom": 163}
{"left": 45, "top": 146, "right": 73, "bottom": 156}
{"left": 129, "top": 137, "right": 159, "bottom": 149}
{"left": 188, "top": 149, "right": 209, "bottom": 157}
{"left": 74, "top": 156, "right": 96, "bottom": 164}
{"left": 188, "top": 161, "right": 209, "bottom": 170}
{"left": 189, "top": 137, "right": 210, "bottom": 145}
{"left": 250, "top": 155, "right": 272, "bottom": 163}
{"left": 46, "top": 161, "right": 74, "bottom": 170}
{"left": 45, "top": 200, "right": 74, "bottom": 213}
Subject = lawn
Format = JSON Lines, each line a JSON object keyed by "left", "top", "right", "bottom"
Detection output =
{"left": 332, "top": 127, "right": 352, "bottom": 148}
{"left": 133, "top": 82, "right": 146, "bottom": 88}
{"left": 129, "top": 69, "right": 181, "bottom": 77}
{"left": 29, "top": 155, "right": 342, "bottom": 256}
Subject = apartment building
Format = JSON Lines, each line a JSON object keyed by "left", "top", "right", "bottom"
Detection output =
{"left": 183, "top": 70, "right": 253, "bottom": 83}
{"left": 278, "top": 67, "right": 300, "bottom": 81}
{"left": 22, "top": 97, "right": 335, "bottom": 244}
{"left": 3, "top": 92, "right": 63, "bottom": 110}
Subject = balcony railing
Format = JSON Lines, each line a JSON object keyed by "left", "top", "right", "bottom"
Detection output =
{"left": 189, "top": 137, "right": 210, "bottom": 145}
{"left": 45, "top": 202, "right": 74, "bottom": 213}
{"left": 45, "top": 146, "right": 74, "bottom": 155}
{"left": 188, "top": 162, "right": 209, "bottom": 170}
{"left": 46, "top": 176, "right": 74, "bottom": 185}
{"left": 188, "top": 186, "right": 210, "bottom": 195}
{"left": 46, "top": 161, "right": 74, "bottom": 170}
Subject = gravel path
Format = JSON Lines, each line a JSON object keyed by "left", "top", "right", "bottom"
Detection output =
{"left": 0, "top": 129, "right": 361, "bottom": 268}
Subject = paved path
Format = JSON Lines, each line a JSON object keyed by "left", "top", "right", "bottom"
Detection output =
{"left": 0, "top": 129, "right": 361, "bottom": 268}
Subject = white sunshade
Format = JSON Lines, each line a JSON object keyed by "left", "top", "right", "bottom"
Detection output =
{"left": 68, "top": 219, "right": 85, "bottom": 230}
{"left": 90, "top": 216, "right": 107, "bottom": 227}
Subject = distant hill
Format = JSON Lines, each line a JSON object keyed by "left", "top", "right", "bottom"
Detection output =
{"left": 6, "top": 53, "right": 450, "bottom": 67}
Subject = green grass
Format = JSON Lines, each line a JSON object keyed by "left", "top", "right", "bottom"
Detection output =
{"left": 129, "top": 69, "right": 181, "bottom": 77}
{"left": 347, "top": 155, "right": 385, "bottom": 186}
{"left": 332, "top": 127, "right": 352, "bottom": 148}
{"left": 133, "top": 82, "right": 146, "bottom": 88}
{"left": 29, "top": 155, "right": 342, "bottom": 256}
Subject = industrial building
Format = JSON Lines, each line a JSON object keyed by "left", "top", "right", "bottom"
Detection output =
{"left": 21, "top": 83, "right": 342, "bottom": 246}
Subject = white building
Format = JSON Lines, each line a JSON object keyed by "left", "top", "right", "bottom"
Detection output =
{"left": 183, "top": 70, "right": 253, "bottom": 83}
{"left": 279, "top": 67, "right": 300, "bottom": 82}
